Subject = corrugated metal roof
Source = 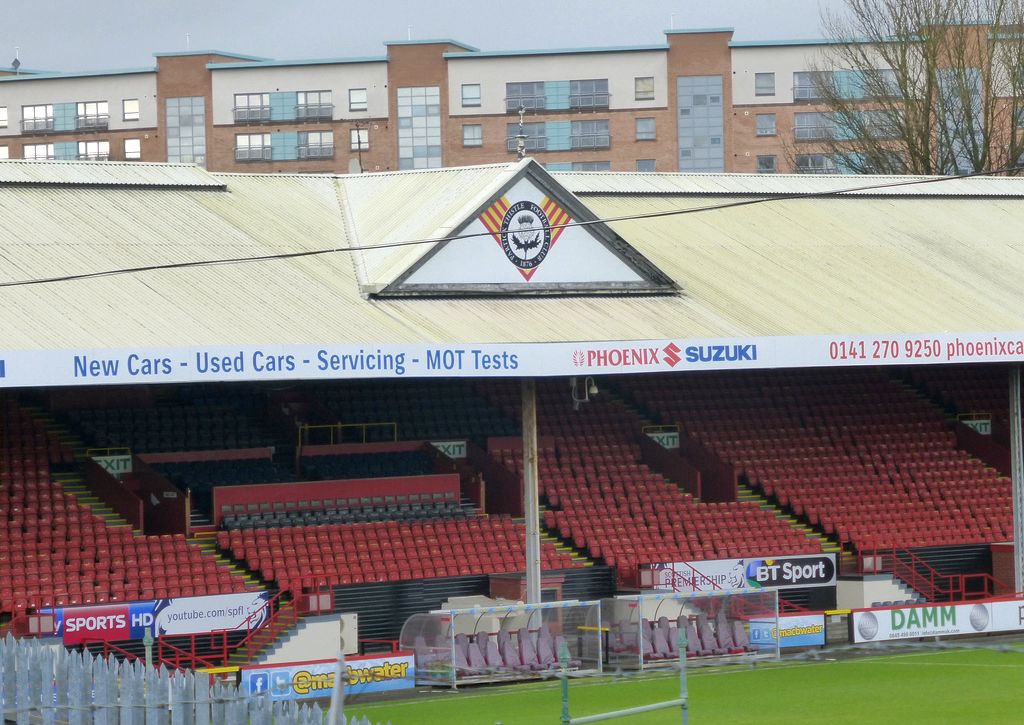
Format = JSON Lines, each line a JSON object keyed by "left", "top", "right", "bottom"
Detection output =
{"left": 554, "top": 170, "right": 1024, "bottom": 197}
{"left": 338, "top": 161, "right": 525, "bottom": 290}
{"left": 0, "top": 160, "right": 225, "bottom": 189}
{"left": 1, "top": 162, "right": 1024, "bottom": 350}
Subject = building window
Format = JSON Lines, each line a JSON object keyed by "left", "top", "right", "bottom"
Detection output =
{"left": 123, "top": 99, "right": 140, "bottom": 122}
{"left": 794, "top": 71, "right": 828, "bottom": 101}
{"left": 572, "top": 161, "right": 611, "bottom": 171}
{"left": 297, "top": 91, "right": 333, "bottom": 120}
{"left": 23, "top": 143, "right": 54, "bottom": 160}
{"left": 571, "top": 119, "right": 610, "bottom": 149}
{"left": 635, "top": 76, "right": 655, "bottom": 101}
{"left": 349, "top": 128, "right": 369, "bottom": 151}
{"left": 235, "top": 133, "right": 271, "bottom": 161}
{"left": 349, "top": 88, "right": 368, "bottom": 112}
{"left": 636, "top": 159, "right": 656, "bottom": 172}
{"left": 795, "top": 112, "right": 832, "bottom": 140}
{"left": 77, "top": 140, "right": 110, "bottom": 160}
{"left": 506, "top": 122, "right": 547, "bottom": 152}
{"left": 755, "top": 113, "right": 777, "bottom": 136}
{"left": 570, "top": 79, "right": 609, "bottom": 109}
{"left": 461, "top": 84, "right": 481, "bottom": 107}
{"left": 795, "top": 153, "right": 836, "bottom": 174}
{"left": 298, "top": 130, "right": 334, "bottom": 158}
{"left": 233, "top": 93, "right": 270, "bottom": 123}
{"left": 124, "top": 138, "right": 141, "bottom": 160}
{"left": 754, "top": 72, "right": 775, "bottom": 96}
{"left": 166, "top": 96, "right": 206, "bottom": 166}
{"left": 21, "top": 104, "right": 54, "bottom": 133}
{"left": 397, "top": 86, "right": 441, "bottom": 169}
{"left": 506, "top": 81, "right": 546, "bottom": 112}
{"left": 0, "top": 106, "right": 7, "bottom": 128}
{"left": 76, "top": 101, "right": 109, "bottom": 129}
{"left": 0, "top": 146, "right": 8, "bottom": 159}
{"left": 635, "top": 117, "right": 656, "bottom": 141}
{"left": 462, "top": 124, "right": 482, "bottom": 147}
{"left": 757, "top": 155, "right": 777, "bottom": 173}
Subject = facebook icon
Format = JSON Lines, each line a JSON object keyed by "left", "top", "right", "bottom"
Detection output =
{"left": 248, "top": 673, "right": 269, "bottom": 695}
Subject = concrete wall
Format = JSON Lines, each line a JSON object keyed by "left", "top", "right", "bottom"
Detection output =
{"left": 446, "top": 51, "right": 668, "bottom": 116}
{"left": 0, "top": 72, "right": 158, "bottom": 137}
{"left": 837, "top": 575, "right": 918, "bottom": 610}
{"left": 210, "top": 63, "right": 388, "bottom": 125}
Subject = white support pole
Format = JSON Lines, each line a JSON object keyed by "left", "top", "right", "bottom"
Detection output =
{"left": 1010, "top": 366, "right": 1024, "bottom": 593}
{"left": 523, "top": 377, "right": 542, "bottom": 604}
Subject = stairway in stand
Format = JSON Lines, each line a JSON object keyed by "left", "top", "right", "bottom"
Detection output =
{"left": 737, "top": 482, "right": 843, "bottom": 560}
{"left": 513, "top": 511, "right": 594, "bottom": 568}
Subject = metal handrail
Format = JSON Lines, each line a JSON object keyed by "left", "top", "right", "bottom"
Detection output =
{"left": 794, "top": 125, "right": 833, "bottom": 140}
{"left": 75, "top": 114, "right": 109, "bottom": 129}
{"left": 505, "top": 95, "right": 546, "bottom": 112}
{"left": 296, "top": 103, "right": 334, "bottom": 119}
{"left": 298, "top": 144, "right": 334, "bottom": 159}
{"left": 570, "top": 134, "right": 611, "bottom": 149}
{"left": 232, "top": 106, "right": 272, "bottom": 123}
{"left": 505, "top": 136, "right": 548, "bottom": 152}
{"left": 856, "top": 546, "right": 997, "bottom": 601}
{"left": 569, "top": 93, "right": 611, "bottom": 109}
{"left": 21, "top": 118, "right": 54, "bottom": 132}
{"left": 235, "top": 147, "right": 272, "bottom": 161}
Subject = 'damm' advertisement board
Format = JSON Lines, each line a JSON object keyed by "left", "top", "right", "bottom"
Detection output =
{"left": 852, "top": 600, "right": 1024, "bottom": 643}
{"left": 242, "top": 652, "right": 416, "bottom": 700}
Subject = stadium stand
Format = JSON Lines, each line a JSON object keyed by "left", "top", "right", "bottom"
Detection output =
{"left": 219, "top": 515, "right": 582, "bottom": 590}
{"left": 479, "top": 380, "right": 821, "bottom": 583}
{"left": 618, "top": 369, "right": 1013, "bottom": 552}
{"left": 300, "top": 451, "right": 434, "bottom": 480}
{"left": 0, "top": 398, "right": 255, "bottom": 618}
{"left": 63, "top": 388, "right": 274, "bottom": 453}
{"left": 294, "top": 380, "right": 519, "bottom": 443}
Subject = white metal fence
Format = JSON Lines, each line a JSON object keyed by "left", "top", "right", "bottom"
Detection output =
{"left": 0, "top": 634, "right": 388, "bottom": 725}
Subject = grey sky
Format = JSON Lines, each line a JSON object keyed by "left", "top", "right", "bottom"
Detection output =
{"left": 0, "top": 1, "right": 840, "bottom": 72}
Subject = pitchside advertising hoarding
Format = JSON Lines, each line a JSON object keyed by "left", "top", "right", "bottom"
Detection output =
{"left": 1, "top": 332, "right": 1024, "bottom": 387}
{"left": 655, "top": 554, "right": 837, "bottom": 593}
{"left": 852, "top": 599, "right": 1024, "bottom": 643}
{"left": 241, "top": 653, "right": 416, "bottom": 700}
{"left": 42, "top": 591, "right": 270, "bottom": 645}
{"left": 750, "top": 614, "right": 827, "bottom": 649}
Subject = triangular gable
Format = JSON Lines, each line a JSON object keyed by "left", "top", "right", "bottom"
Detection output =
{"left": 377, "top": 160, "right": 677, "bottom": 296}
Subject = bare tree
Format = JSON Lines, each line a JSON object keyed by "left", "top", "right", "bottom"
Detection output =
{"left": 789, "top": 0, "right": 1024, "bottom": 174}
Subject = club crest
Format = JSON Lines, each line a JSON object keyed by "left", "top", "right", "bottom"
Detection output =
{"left": 499, "top": 201, "right": 551, "bottom": 270}
{"left": 480, "top": 194, "right": 571, "bottom": 281}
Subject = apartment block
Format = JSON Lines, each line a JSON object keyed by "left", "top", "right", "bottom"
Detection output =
{"left": 0, "top": 29, "right": 869, "bottom": 174}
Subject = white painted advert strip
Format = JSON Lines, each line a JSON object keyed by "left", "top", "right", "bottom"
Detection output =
{"left": 1, "top": 331, "right": 1024, "bottom": 387}
{"left": 655, "top": 554, "right": 837, "bottom": 592}
{"left": 852, "top": 599, "right": 1024, "bottom": 643}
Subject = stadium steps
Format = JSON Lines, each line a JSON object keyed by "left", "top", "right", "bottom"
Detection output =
{"left": 737, "top": 482, "right": 839, "bottom": 555}
{"left": 517, "top": 509, "right": 595, "bottom": 567}
{"left": 59, "top": 475, "right": 138, "bottom": 532}
{"left": 17, "top": 403, "right": 88, "bottom": 460}
{"left": 193, "top": 533, "right": 264, "bottom": 588}
{"left": 225, "top": 599, "right": 298, "bottom": 667}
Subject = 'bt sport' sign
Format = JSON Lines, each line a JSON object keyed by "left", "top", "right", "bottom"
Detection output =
{"left": 655, "top": 554, "right": 837, "bottom": 593}
{"left": 43, "top": 591, "right": 270, "bottom": 645}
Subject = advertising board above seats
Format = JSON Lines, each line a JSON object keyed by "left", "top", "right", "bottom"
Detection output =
{"left": 42, "top": 591, "right": 270, "bottom": 645}
{"left": 1, "top": 332, "right": 1024, "bottom": 388}
{"left": 651, "top": 554, "right": 837, "bottom": 593}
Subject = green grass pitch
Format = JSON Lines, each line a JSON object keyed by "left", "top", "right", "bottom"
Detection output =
{"left": 345, "top": 647, "right": 1024, "bottom": 724}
